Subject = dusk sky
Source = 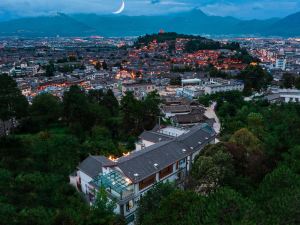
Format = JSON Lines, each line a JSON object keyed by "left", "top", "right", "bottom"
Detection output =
{"left": 0, "top": 0, "right": 300, "bottom": 20}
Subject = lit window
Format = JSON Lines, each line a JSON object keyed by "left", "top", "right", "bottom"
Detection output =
{"left": 126, "top": 200, "right": 134, "bottom": 212}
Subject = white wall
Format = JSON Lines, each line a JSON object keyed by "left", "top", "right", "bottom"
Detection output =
{"left": 78, "top": 171, "right": 93, "bottom": 194}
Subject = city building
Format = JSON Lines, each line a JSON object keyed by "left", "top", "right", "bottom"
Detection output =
{"left": 275, "top": 58, "right": 287, "bottom": 70}
{"left": 122, "top": 82, "right": 157, "bottom": 99}
{"left": 204, "top": 78, "right": 244, "bottom": 95}
{"left": 265, "top": 88, "right": 300, "bottom": 103}
{"left": 176, "top": 86, "right": 204, "bottom": 99}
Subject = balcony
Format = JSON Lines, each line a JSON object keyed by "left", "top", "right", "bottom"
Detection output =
{"left": 93, "top": 170, "right": 134, "bottom": 202}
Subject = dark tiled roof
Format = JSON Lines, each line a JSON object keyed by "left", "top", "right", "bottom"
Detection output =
{"left": 77, "top": 156, "right": 115, "bottom": 178}
{"left": 117, "top": 124, "right": 216, "bottom": 183}
{"left": 172, "top": 108, "right": 208, "bottom": 124}
{"left": 162, "top": 105, "right": 191, "bottom": 113}
{"left": 173, "top": 113, "right": 206, "bottom": 124}
{"left": 139, "top": 130, "right": 174, "bottom": 143}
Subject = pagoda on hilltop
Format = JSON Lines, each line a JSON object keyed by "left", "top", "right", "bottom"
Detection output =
{"left": 159, "top": 29, "right": 165, "bottom": 34}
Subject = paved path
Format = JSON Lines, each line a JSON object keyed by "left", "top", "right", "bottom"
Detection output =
{"left": 204, "top": 102, "right": 221, "bottom": 142}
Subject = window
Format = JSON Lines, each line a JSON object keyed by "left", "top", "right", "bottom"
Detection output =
{"left": 176, "top": 159, "right": 186, "bottom": 170}
{"left": 159, "top": 165, "right": 173, "bottom": 179}
{"left": 139, "top": 174, "right": 156, "bottom": 190}
{"left": 126, "top": 200, "right": 134, "bottom": 212}
{"left": 179, "top": 159, "right": 186, "bottom": 168}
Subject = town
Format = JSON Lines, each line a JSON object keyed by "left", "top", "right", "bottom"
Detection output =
{"left": 1, "top": 34, "right": 300, "bottom": 107}
{"left": 1, "top": 32, "right": 300, "bottom": 225}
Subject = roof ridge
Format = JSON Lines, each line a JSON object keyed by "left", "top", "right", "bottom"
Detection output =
{"left": 148, "top": 130, "right": 174, "bottom": 138}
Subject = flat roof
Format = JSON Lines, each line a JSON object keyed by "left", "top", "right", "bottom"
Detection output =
{"left": 182, "top": 79, "right": 201, "bottom": 84}
{"left": 159, "top": 127, "right": 187, "bottom": 137}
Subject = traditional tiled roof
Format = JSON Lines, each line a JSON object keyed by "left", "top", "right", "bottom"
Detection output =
{"left": 117, "top": 124, "right": 216, "bottom": 182}
{"left": 77, "top": 156, "right": 115, "bottom": 178}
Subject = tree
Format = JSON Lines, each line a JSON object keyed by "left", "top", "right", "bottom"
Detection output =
{"left": 0, "top": 202, "right": 16, "bottom": 225}
{"left": 229, "top": 128, "right": 262, "bottom": 154}
{"left": 95, "top": 62, "right": 102, "bottom": 70}
{"left": 45, "top": 62, "right": 55, "bottom": 77}
{"left": 198, "top": 95, "right": 211, "bottom": 107}
{"left": 228, "top": 128, "right": 267, "bottom": 181}
{"left": 153, "top": 190, "right": 203, "bottom": 225}
{"left": 247, "top": 112, "right": 264, "bottom": 139}
{"left": 17, "top": 207, "right": 54, "bottom": 225}
{"left": 142, "top": 91, "right": 161, "bottom": 130}
{"left": 203, "top": 188, "right": 256, "bottom": 225}
{"left": 83, "top": 126, "right": 118, "bottom": 156}
{"left": 282, "top": 73, "right": 296, "bottom": 89}
{"left": 120, "top": 91, "right": 142, "bottom": 136}
{"left": 190, "top": 143, "right": 235, "bottom": 194}
{"left": 137, "top": 184, "right": 256, "bottom": 225}
{"left": 295, "top": 77, "right": 300, "bottom": 90}
{"left": 63, "top": 85, "right": 94, "bottom": 135}
{"left": 102, "top": 89, "right": 119, "bottom": 117}
{"left": 238, "top": 65, "right": 272, "bottom": 95}
{"left": 102, "top": 61, "right": 108, "bottom": 70}
{"left": 170, "top": 76, "right": 182, "bottom": 86}
{"left": 209, "top": 67, "right": 228, "bottom": 79}
{"left": 0, "top": 74, "right": 28, "bottom": 135}
{"left": 86, "top": 188, "right": 118, "bottom": 225}
{"left": 254, "top": 166, "right": 300, "bottom": 225}
{"left": 282, "top": 145, "right": 300, "bottom": 174}
{"left": 185, "top": 39, "right": 221, "bottom": 53}
{"left": 30, "top": 93, "right": 62, "bottom": 131}
{"left": 137, "top": 183, "right": 176, "bottom": 225}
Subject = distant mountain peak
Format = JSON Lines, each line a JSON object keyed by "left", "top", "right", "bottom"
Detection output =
{"left": 0, "top": 11, "right": 299, "bottom": 37}
{"left": 185, "top": 8, "right": 207, "bottom": 17}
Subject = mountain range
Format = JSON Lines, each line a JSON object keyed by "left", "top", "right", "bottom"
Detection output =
{"left": 0, "top": 10, "right": 299, "bottom": 37}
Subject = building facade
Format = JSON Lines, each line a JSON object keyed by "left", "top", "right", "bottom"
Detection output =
{"left": 71, "top": 124, "right": 216, "bottom": 224}
{"left": 204, "top": 78, "right": 244, "bottom": 95}
{"left": 122, "top": 82, "right": 157, "bottom": 99}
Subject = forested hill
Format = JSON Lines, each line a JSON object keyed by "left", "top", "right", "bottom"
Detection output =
{"left": 134, "top": 33, "right": 207, "bottom": 46}
{"left": 134, "top": 32, "right": 241, "bottom": 52}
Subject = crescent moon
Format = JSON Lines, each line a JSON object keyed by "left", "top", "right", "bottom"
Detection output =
{"left": 113, "top": 0, "right": 125, "bottom": 14}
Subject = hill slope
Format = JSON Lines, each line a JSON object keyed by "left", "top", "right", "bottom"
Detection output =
{"left": 265, "top": 12, "right": 300, "bottom": 36}
{"left": 0, "top": 13, "right": 94, "bottom": 37}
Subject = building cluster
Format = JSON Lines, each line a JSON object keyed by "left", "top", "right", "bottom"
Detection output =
{"left": 234, "top": 38, "right": 300, "bottom": 103}
{"left": 239, "top": 38, "right": 300, "bottom": 80}
{"left": 0, "top": 35, "right": 249, "bottom": 104}
{"left": 171, "top": 49, "right": 246, "bottom": 71}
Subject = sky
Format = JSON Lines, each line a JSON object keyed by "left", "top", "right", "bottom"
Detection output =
{"left": 0, "top": 0, "right": 300, "bottom": 20}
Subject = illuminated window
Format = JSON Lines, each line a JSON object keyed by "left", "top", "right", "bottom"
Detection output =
{"left": 126, "top": 200, "right": 134, "bottom": 212}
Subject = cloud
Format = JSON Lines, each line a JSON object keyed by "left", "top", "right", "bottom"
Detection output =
{"left": 199, "top": 0, "right": 300, "bottom": 19}
{"left": 151, "top": 0, "right": 161, "bottom": 4}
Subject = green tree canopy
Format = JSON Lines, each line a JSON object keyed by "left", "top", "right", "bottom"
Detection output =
{"left": 30, "top": 93, "right": 62, "bottom": 131}
{"left": 190, "top": 143, "right": 235, "bottom": 194}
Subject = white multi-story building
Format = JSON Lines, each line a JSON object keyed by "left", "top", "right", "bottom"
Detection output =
{"left": 265, "top": 88, "right": 300, "bottom": 103}
{"left": 122, "top": 82, "right": 157, "bottom": 99}
{"left": 204, "top": 78, "right": 244, "bottom": 95}
{"left": 275, "top": 58, "right": 287, "bottom": 70}
{"left": 71, "top": 124, "right": 216, "bottom": 224}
